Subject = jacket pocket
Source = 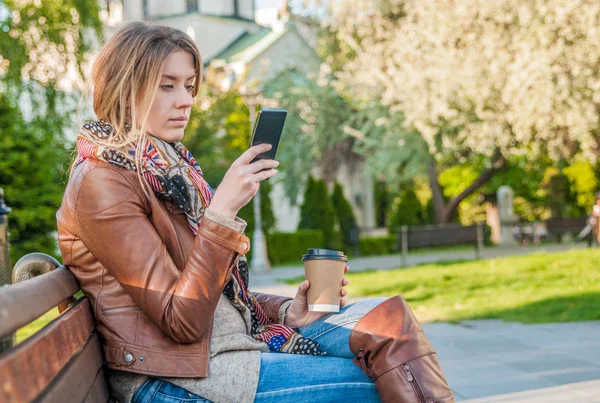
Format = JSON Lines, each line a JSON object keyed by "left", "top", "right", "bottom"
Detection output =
{"left": 102, "top": 306, "right": 143, "bottom": 316}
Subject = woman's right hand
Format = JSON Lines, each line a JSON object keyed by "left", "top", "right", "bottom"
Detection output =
{"left": 208, "top": 144, "right": 279, "bottom": 219}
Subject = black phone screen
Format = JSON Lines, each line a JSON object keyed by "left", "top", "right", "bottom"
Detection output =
{"left": 249, "top": 109, "right": 287, "bottom": 163}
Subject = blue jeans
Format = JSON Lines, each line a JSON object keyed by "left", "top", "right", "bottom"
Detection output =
{"left": 132, "top": 297, "right": 386, "bottom": 403}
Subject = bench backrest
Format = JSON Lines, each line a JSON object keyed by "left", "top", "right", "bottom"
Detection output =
{"left": 545, "top": 217, "right": 588, "bottom": 234}
{"left": 397, "top": 223, "right": 481, "bottom": 250}
{"left": 0, "top": 254, "right": 111, "bottom": 403}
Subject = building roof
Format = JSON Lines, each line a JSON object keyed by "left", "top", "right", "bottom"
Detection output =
{"left": 212, "top": 26, "right": 288, "bottom": 64}
{"left": 150, "top": 11, "right": 255, "bottom": 24}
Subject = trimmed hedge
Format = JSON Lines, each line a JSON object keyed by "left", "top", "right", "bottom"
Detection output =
{"left": 267, "top": 230, "right": 325, "bottom": 265}
{"left": 359, "top": 235, "right": 397, "bottom": 256}
{"left": 247, "top": 230, "right": 325, "bottom": 266}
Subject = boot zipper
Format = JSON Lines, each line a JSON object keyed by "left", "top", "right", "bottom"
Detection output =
{"left": 404, "top": 363, "right": 426, "bottom": 403}
{"left": 103, "top": 307, "right": 142, "bottom": 316}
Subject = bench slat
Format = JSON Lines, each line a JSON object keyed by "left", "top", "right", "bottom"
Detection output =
{"left": 0, "top": 267, "right": 79, "bottom": 338}
{"left": 407, "top": 224, "right": 478, "bottom": 249}
{"left": 0, "top": 297, "right": 95, "bottom": 403}
{"left": 83, "top": 362, "right": 112, "bottom": 403}
{"left": 38, "top": 333, "right": 110, "bottom": 403}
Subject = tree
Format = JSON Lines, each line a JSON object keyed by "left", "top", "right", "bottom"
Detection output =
{"left": 298, "top": 176, "right": 337, "bottom": 248}
{"left": 374, "top": 178, "right": 390, "bottom": 227}
{"left": 331, "top": 182, "right": 357, "bottom": 249}
{"left": 0, "top": 1, "right": 100, "bottom": 262}
{"left": 386, "top": 182, "right": 426, "bottom": 233}
{"left": 0, "top": 93, "right": 70, "bottom": 262}
{"left": 0, "top": 0, "right": 101, "bottom": 101}
{"left": 263, "top": 68, "right": 360, "bottom": 205}
{"left": 305, "top": 0, "right": 600, "bottom": 223}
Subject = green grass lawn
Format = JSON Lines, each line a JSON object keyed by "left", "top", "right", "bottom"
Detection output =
{"left": 16, "top": 308, "right": 59, "bottom": 343}
{"left": 284, "top": 248, "right": 600, "bottom": 324}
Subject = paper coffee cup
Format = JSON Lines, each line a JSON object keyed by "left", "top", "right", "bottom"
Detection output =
{"left": 302, "top": 248, "right": 348, "bottom": 313}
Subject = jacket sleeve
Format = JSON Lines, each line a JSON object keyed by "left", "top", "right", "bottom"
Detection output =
{"left": 74, "top": 166, "right": 250, "bottom": 344}
{"left": 252, "top": 292, "right": 293, "bottom": 323}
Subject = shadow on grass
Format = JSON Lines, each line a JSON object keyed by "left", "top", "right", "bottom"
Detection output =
{"left": 463, "top": 292, "right": 600, "bottom": 324}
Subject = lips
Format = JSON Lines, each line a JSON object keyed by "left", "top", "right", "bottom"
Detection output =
{"left": 169, "top": 117, "right": 188, "bottom": 127}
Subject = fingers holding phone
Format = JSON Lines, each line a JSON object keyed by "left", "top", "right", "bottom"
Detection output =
{"left": 208, "top": 145, "right": 278, "bottom": 219}
{"left": 235, "top": 144, "right": 279, "bottom": 179}
{"left": 207, "top": 110, "right": 287, "bottom": 218}
{"left": 248, "top": 154, "right": 279, "bottom": 176}
{"left": 236, "top": 143, "right": 273, "bottom": 166}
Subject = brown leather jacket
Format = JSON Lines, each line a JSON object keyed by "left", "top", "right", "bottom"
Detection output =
{"left": 56, "top": 159, "right": 290, "bottom": 378}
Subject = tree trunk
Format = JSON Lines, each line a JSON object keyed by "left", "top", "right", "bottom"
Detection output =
{"left": 428, "top": 150, "right": 506, "bottom": 224}
{"left": 428, "top": 163, "right": 448, "bottom": 224}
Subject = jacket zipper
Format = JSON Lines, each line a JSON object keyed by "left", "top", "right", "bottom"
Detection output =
{"left": 404, "top": 363, "right": 426, "bottom": 403}
{"left": 102, "top": 307, "right": 142, "bottom": 316}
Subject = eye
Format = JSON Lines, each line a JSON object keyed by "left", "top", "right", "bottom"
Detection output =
{"left": 160, "top": 84, "right": 174, "bottom": 90}
{"left": 186, "top": 85, "right": 195, "bottom": 92}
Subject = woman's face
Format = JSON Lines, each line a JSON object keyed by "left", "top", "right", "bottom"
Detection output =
{"left": 145, "top": 49, "right": 196, "bottom": 142}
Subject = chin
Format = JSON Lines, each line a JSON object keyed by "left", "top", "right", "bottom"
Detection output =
{"left": 153, "top": 128, "right": 185, "bottom": 143}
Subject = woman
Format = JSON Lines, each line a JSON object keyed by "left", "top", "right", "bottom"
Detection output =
{"left": 57, "top": 22, "right": 453, "bottom": 403}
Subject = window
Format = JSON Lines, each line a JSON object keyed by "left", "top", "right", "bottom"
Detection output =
{"left": 187, "top": 0, "right": 198, "bottom": 13}
{"left": 142, "top": 0, "right": 148, "bottom": 18}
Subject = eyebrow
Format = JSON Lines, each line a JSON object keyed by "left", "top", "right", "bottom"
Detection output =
{"left": 161, "top": 74, "right": 196, "bottom": 80}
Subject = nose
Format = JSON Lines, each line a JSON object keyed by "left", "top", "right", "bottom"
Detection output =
{"left": 175, "top": 87, "right": 193, "bottom": 109}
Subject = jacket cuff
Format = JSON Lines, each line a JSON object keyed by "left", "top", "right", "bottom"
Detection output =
{"left": 278, "top": 300, "right": 293, "bottom": 325}
{"left": 205, "top": 209, "right": 247, "bottom": 233}
{"left": 198, "top": 216, "right": 250, "bottom": 255}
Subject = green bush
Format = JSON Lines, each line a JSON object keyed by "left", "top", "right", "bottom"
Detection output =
{"left": 359, "top": 235, "right": 397, "bottom": 256}
{"left": 387, "top": 184, "right": 425, "bottom": 233}
{"left": 298, "top": 176, "right": 337, "bottom": 248}
{"left": 267, "top": 230, "right": 325, "bottom": 265}
{"left": 246, "top": 230, "right": 325, "bottom": 267}
{"left": 563, "top": 161, "right": 598, "bottom": 215}
{"left": 331, "top": 182, "right": 358, "bottom": 250}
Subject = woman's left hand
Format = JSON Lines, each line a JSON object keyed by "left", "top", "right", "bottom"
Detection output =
{"left": 283, "top": 265, "right": 350, "bottom": 328}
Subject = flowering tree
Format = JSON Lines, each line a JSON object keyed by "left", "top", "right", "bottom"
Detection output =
{"left": 308, "top": 0, "right": 600, "bottom": 223}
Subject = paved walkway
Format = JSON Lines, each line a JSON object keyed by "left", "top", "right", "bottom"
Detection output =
{"left": 426, "top": 320, "right": 600, "bottom": 402}
{"left": 249, "top": 243, "right": 600, "bottom": 402}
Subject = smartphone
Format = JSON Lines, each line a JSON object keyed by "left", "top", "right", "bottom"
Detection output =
{"left": 249, "top": 109, "right": 287, "bottom": 165}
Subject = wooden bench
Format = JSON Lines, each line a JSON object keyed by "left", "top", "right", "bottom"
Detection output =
{"left": 396, "top": 223, "right": 485, "bottom": 266}
{"left": 0, "top": 253, "right": 112, "bottom": 403}
{"left": 545, "top": 217, "right": 588, "bottom": 242}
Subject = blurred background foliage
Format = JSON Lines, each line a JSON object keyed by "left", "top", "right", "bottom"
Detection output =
{"left": 2, "top": 0, "right": 600, "bottom": 265}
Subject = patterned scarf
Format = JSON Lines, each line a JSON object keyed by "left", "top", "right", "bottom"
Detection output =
{"left": 76, "top": 121, "right": 325, "bottom": 356}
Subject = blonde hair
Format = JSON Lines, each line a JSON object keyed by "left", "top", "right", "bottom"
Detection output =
{"left": 74, "top": 21, "right": 202, "bottom": 178}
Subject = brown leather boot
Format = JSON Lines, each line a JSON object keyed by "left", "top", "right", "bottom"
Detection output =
{"left": 349, "top": 296, "right": 455, "bottom": 403}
